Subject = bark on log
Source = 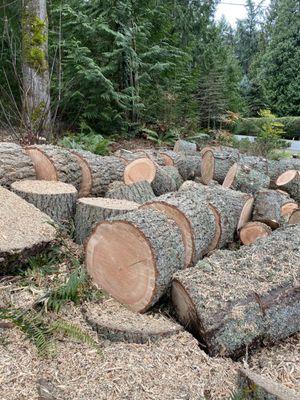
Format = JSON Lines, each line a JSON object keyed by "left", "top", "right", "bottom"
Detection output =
{"left": 71, "top": 149, "right": 125, "bottom": 197}
{"left": 75, "top": 197, "right": 139, "bottom": 244}
{"left": 0, "top": 142, "right": 36, "bottom": 187}
{"left": 25, "top": 145, "right": 82, "bottom": 189}
{"left": 239, "top": 222, "right": 272, "bottom": 245}
{"left": 85, "top": 208, "right": 185, "bottom": 312}
{"left": 11, "top": 180, "right": 77, "bottom": 225}
{"left": 223, "top": 163, "right": 270, "bottom": 194}
{"left": 159, "top": 149, "right": 178, "bottom": 166}
{"left": 141, "top": 191, "right": 217, "bottom": 267}
{"left": 162, "top": 166, "right": 183, "bottom": 190}
{"left": 151, "top": 166, "right": 178, "bottom": 195}
{"left": 173, "top": 139, "right": 197, "bottom": 154}
{"left": 289, "top": 209, "right": 300, "bottom": 225}
{"left": 268, "top": 159, "right": 300, "bottom": 187}
{"left": 133, "top": 149, "right": 166, "bottom": 166}
{"left": 201, "top": 148, "right": 240, "bottom": 184}
{"left": 173, "top": 154, "right": 202, "bottom": 181}
{"left": 239, "top": 155, "right": 269, "bottom": 175}
{"left": 0, "top": 186, "right": 56, "bottom": 274}
{"left": 172, "top": 224, "right": 300, "bottom": 358}
{"left": 276, "top": 170, "right": 300, "bottom": 203}
{"left": 105, "top": 180, "right": 155, "bottom": 204}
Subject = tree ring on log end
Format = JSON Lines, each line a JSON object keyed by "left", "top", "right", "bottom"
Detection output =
{"left": 159, "top": 152, "right": 174, "bottom": 166}
{"left": 86, "top": 221, "right": 157, "bottom": 313}
{"left": 281, "top": 202, "right": 298, "bottom": 216}
{"left": 71, "top": 152, "right": 93, "bottom": 197}
{"left": 201, "top": 150, "right": 215, "bottom": 184}
{"left": 237, "top": 197, "right": 254, "bottom": 230}
{"left": 222, "top": 163, "right": 238, "bottom": 188}
{"left": 25, "top": 147, "right": 57, "bottom": 181}
{"left": 124, "top": 157, "right": 156, "bottom": 185}
{"left": 239, "top": 222, "right": 271, "bottom": 245}
{"left": 289, "top": 209, "right": 300, "bottom": 225}
{"left": 276, "top": 170, "right": 298, "bottom": 186}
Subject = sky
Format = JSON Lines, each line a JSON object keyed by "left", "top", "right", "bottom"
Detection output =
{"left": 215, "top": 0, "right": 270, "bottom": 27}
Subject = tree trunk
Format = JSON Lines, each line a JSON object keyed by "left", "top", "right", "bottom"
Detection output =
{"left": 223, "top": 163, "right": 270, "bottom": 194}
{"left": 11, "top": 180, "right": 77, "bottom": 225}
{"left": 239, "top": 221, "right": 272, "bottom": 245}
{"left": 0, "top": 142, "right": 36, "bottom": 187}
{"left": 22, "top": 0, "right": 51, "bottom": 136}
{"left": 172, "top": 224, "right": 300, "bottom": 358}
{"left": 276, "top": 170, "right": 300, "bottom": 203}
{"left": 105, "top": 180, "right": 155, "bottom": 203}
{"left": 201, "top": 148, "right": 240, "bottom": 184}
{"left": 151, "top": 166, "right": 179, "bottom": 195}
{"left": 75, "top": 197, "right": 138, "bottom": 244}
{"left": 85, "top": 208, "right": 185, "bottom": 312}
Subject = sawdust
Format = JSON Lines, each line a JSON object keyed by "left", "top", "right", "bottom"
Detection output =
{"left": 11, "top": 180, "right": 77, "bottom": 195}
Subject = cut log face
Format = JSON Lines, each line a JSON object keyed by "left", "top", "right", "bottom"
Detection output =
{"left": 159, "top": 149, "right": 178, "bottom": 166}
{"left": 201, "top": 148, "right": 240, "bottom": 185}
{"left": 85, "top": 209, "right": 185, "bottom": 312}
{"left": 239, "top": 222, "right": 272, "bottom": 245}
{"left": 124, "top": 158, "right": 156, "bottom": 185}
{"left": 71, "top": 152, "right": 92, "bottom": 197}
{"left": 75, "top": 197, "right": 139, "bottom": 244}
{"left": 289, "top": 209, "right": 300, "bottom": 225}
{"left": 172, "top": 224, "right": 300, "bottom": 358}
{"left": 276, "top": 170, "right": 300, "bottom": 203}
{"left": 200, "top": 150, "right": 214, "bottom": 184}
{"left": 281, "top": 202, "right": 298, "bottom": 216}
{"left": 0, "top": 186, "right": 56, "bottom": 273}
{"left": 26, "top": 147, "right": 57, "bottom": 180}
{"left": 11, "top": 180, "right": 78, "bottom": 225}
{"left": 0, "top": 142, "right": 36, "bottom": 187}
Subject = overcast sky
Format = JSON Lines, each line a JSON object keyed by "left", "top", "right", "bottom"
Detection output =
{"left": 215, "top": 0, "right": 270, "bottom": 27}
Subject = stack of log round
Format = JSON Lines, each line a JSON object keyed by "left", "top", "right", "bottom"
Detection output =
{"left": 71, "top": 149, "right": 126, "bottom": 197}
{"left": 173, "top": 139, "right": 197, "bottom": 154}
{"left": 201, "top": 147, "right": 240, "bottom": 184}
{"left": 172, "top": 224, "right": 300, "bottom": 358}
{"left": 75, "top": 197, "right": 139, "bottom": 244}
{"left": 105, "top": 180, "right": 155, "bottom": 203}
{"left": 25, "top": 145, "right": 82, "bottom": 189}
{"left": 141, "top": 191, "right": 217, "bottom": 267}
{"left": 276, "top": 170, "right": 300, "bottom": 202}
{"left": 11, "top": 180, "right": 78, "bottom": 225}
{"left": 0, "top": 142, "right": 36, "bottom": 187}
{"left": 239, "top": 221, "right": 272, "bottom": 245}
{"left": 223, "top": 163, "right": 270, "bottom": 194}
{"left": 85, "top": 208, "right": 185, "bottom": 313}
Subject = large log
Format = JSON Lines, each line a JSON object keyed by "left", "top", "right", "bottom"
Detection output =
{"left": 201, "top": 148, "right": 240, "bottom": 184}
{"left": 239, "top": 221, "right": 272, "bottom": 245}
{"left": 0, "top": 186, "right": 56, "bottom": 273}
{"left": 105, "top": 180, "right": 155, "bottom": 204}
{"left": 85, "top": 208, "right": 185, "bottom": 312}
{"left": 71, "top": 149, "right": 125, "bottom": 197}
{"left": 239, "top": 155, "right": 269, "bottom": 174}
{"left": 25, "top": 145, "right": 82, "bottom": 189}
{"left": 276, "top": 170, "right": 300, "bottom": 202}
{"left": 141, "top": 191, "right": 217, "bottom": 267}
{"left": 223, "top": 163, "right": 270, "bottom": 194}
{"left": 173, "top": 154, "right": 201, "bottom": 181}
{"left": 75, "top": 197, "right": 139, "bottom": 244}
{"left": 11, "top": 180, "right": 78, "bottom": 225}
{"left": 268, "top": 158, "right": 300, "bottom": 187}
{"left": 172, "top": 224, "right": 300, "bottom": 358}
{"left": 173, "top": 139, "right": 197, "bottom": 154}
{"left": 151, "top": 166, "right": 178, "bottom": 195}
{"left": 0, "top": 142, "right": 36, "bottom": 187}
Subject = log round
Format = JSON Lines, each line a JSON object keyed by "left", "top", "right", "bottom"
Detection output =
{"left": 85, "top": 208, "right": 185, "bottom": 313}
{"left": 201, "top": 148, "right": 240, "bottom": 184}
{"left": 141, "top": 192, "right": 217, "bottom": 267}
{"left": 239, "top": 155, "right": 269, "bottom": 175}
{"left": 276, "top": 170, "right": 300, "bottom": 202}
{"left": 159, "top": 149, "right": 178, "bottom": 166}
{"left": 0, "top": 142, "right": 36, "bottom": 187}
{"left": 25, "top": 145, "right": 82, "bottom": 189}
{"left": 75, "top": 197, "right": 139, "bottom": 244}
{"left": 173, "top": 139, "right": 197, "bottom": 154}
{"left": 133, "top": 149, "right": 166, "bottom": 166}
{"left": 239, "top": 221, "right": 272, "bottom": 245}
{"left": 71, "top": 149, "right": 125, "bottom": 197}
{"left": 11, "top": 180, "right": 78, "bottom": 225}
{"left": 268, "top": 159, "right": 300, "bottom": 187}
{"left": 173, "top": 154, "right": 201, "bottom": 181}
{"left": 151, "top": 166, "right": 178, "bottom": 196}
{"left": 162, "top": 166, "right": 183, "bottom": 190}
{"left": 105, "top": 180, "right": 155, "bottom": 204}
{"left": 289, "top": 209, "right": 300, "bottom": 225}
{"left": 172, "top": 224, "right": 300, "bottom": 358}
{"left": 223, "top": 163, "right": 270, "bottom": 194}
{"left": 124, "top": 157, "right": 156, "bottom": 185}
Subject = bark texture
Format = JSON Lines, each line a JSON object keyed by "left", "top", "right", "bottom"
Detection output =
{"left": 276, "top": 171, "right": 300, "bottom": 203}
{"left": 159, "top": 149, "right": 178, "bottom": 165}
{"left": 0, "top": 142, "right": 36, "bottom": 187}
{"left": 224, "top": 163, "right": 270, "bottom": 194}
{"left": 11, "top": 180, "right": 77, "bottom": 225}
{"left": 172, "top": 224, "right": 300, "bottom": 358}
{"left": 105, "top": 180, "right": 155, "bottom": 204}
{"left": 201, "top": 148, "right": 240, "bottom": 184}
{"left": 268, "top": 159, "right": 300, "bottom": 187}
{"left": 75, "top": 197, "right": 138, "bottom": 244}
{"left": 174, "top": 154, "right": 201, "bottom": 181}
{"left": 151, "top": 166, "right": 178, "bottom": 195}
{"left": 239, "top": 155, "right": 269, "bottom": 175}
{"left": 173, "top": 140, "right": 197, "bottom": 154}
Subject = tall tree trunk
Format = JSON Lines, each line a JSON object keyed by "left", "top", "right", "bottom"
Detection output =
{"left": 22, "top": 0, "right": 51, "bottom": 138}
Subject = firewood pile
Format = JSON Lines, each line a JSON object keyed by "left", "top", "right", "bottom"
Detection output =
{"left": 0, "top": 138, "right": 300, "bottom": 397}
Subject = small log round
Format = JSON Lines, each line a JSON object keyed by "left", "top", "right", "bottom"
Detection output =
{"left": 133, "top": 149, "right": 166, "bottom": 166}
{"left": 276, "top": 170, "right": 300, "bottom": 202}
{"left": 124, "top": 157, "right": 156, "bottom": 185}
{"left": 141, "top": 192, "right": 217, "bottom": 267}
{"left": 105, "top": 180, "right": 155, "bottom": 204}
{"left": 173, "top": 139, "right": 197, "bottom": 154}
{"left": 239, "top": 222, "right": 272, "bottom": 245}
{"left": 159, "top": 149, "right": 178, "bottom": 166}
{"left": 85, "top": 208, "right": 185, "bottom": 313}
{"left": 174, "top": 154, "right": 202, "bottom": 181}
{"left": 201, "top": 148, "right": 240, "bottom": 184}
{"left": 11, "top": 180, "right": 78, "bottom": 225}
{"left": 75, "top": 197, "right": 138, "bottom": 244}
{"left": 289, "top": 209, "right": 300, "bottom": 225}
{"left": 25, "top": 145, "right": 82, "bottom": 189}
{"left": 223, "top": 163, "right": 270, "bottom": 194}
{"left": 0, "top": 142, "right": 36, "bottom": 187}
{"left": 151, "top": 166, "right": 178, "bottom": 196}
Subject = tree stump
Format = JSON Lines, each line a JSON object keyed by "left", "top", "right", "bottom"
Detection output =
{"left": 25, "top": 145, "right": 82, "bottom": 189}
{"left": 141, "top": 191, "right": 217, "bottom": 267}
{"left": 239, "top": 222, "right": 272, "bottom": 245}
{"left": 289, "top": 209, "right": 300, "bottom": 225}
{"left": 172, "top": 224, "right": 300, "bottom": 358}
{"left": 174, "top": 154, "right": 202, "bottom": 181}
{"left": 0, "top": 142, "right": 36, "bottom": 187}
{"left": 173, "top": 139, "right": 197, "bottom": 154}
{"left": 85, "top": 208, "right": 185, "bottom": 312}
{"left": 201, "top": 148, "right": 240, "bottom": 184}
{"left": 276, "top": 170, "right": 300, "bottom": 202}
{"left": 11, "top": 180, "right": 78, "bottom": 225}
{"left": 105, "top": 180, "right": 155, "bottom": 204}
{"left": 0, "top": 187, "right": 56, "bottom": 273}
{"left": 71, "top": 149, "right": 125, "bottom": 197}
{"left": 75, "top": 197, "right": 139, "bottom": 244}
{"left": 223, "top": 163, "right": 270, "bottom": 194}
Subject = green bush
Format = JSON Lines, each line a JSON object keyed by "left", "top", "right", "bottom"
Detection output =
{"left": 232, "top": 116, "right": 300, "bottom": 139}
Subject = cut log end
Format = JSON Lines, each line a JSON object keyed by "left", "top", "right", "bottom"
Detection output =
{"left": 239, "top": 222, "right": 272, "bottom": 245}
{"left": 276, "top": 170, "right": 298, "bottom": 186}
{"left": 159, "top": 152, "right": 174, "bottom": 166}
{"left": 200, "top": 150, "right": 214, "bottom": 184}
{"left": 289, "top": 209, "right": 300, "bottom": 225}
{"left": 222, "top": 163, "right": 238, "bottom": 188}
{"left": 237, "top": 197, "right": 254, "bottom": 230}
{"left": 71, "top": 152, "right": 92, "bottom": 197}
{"left": 124, "top": 157, "right": 156, "bottom": 185}
{"left": 79, "top": 197, "right": 138, "bottom": 210}
{"left": 25, "top": 147, "right": 57, "bottom": 181}
{"left": 281, "top": 202, "right": 298, "bottom": 216}
{"left": 11, "top": 179, "right": 77, "bottom": 195}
